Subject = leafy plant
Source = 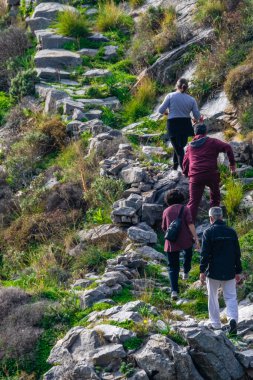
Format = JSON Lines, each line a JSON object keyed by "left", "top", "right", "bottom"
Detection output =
{"left": 124, "top": 77, "right": 156, "bottom": 122}
{"left": 120, "top": 362, "right": 135, "bottom": 377}
{"left": 223, "top": 177, "right": 243, "bottom": 218}
{"left": 96, "top": 1, "right": 133, "bottom": 32}
{"left": 86, "top": 207, "right": 112, "bottom": 224}
{"left": 111, "top": 285, "right": 134, "bottom": 304}
{"left": 9, "top": 69, "right": 38, "bottom": 100}
{"left": 52, "top": 10, "right": 89, "bottom": 38}
{"left": 0, "top": 91, "right": 11, "bottom": 125}
{"left": 123, "top": 337, "right": 143, "bottom": 351}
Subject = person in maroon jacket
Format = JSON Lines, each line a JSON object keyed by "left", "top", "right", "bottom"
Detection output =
{"left": 162, "top": 189, "right": 200, "bottom": 300}
{"left": 182, "top": 124, "right": 236, "bottom": 222}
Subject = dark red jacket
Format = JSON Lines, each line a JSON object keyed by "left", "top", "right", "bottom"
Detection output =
{"left": 182, "top": 135, "right": 235, "bottom": 177}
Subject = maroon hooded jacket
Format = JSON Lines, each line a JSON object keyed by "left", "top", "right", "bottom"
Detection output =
{"left": 182, "top": 135, "right": 235, "bottom": 177}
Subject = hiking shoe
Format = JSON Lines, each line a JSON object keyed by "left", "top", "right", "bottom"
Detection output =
{"left": 182, "top": 273, "right": 189, "bottom": 280}
{"left": 171, "top": 291, "right": 178, "bottom": 300}
{"left": 205, "top": 322, "right": 221, "bottom": 330}
{"left": 229, "top": 319, "right": 237, "bottom": 336}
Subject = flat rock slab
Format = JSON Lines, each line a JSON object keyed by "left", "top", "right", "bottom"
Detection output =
{"left": 83, "top": 68, "right": 112, "bottom": 78}
{"left": 78, "top": 48, "right": 99, "bottom": 57}
{"left": 27, "top": 17, "right": 52, "bottom": 33}
{"left": 77, "top": 97, "right": 120, "bottom": 110}
{"left": 32, "top": 2, "right": 78, "bottom": 20}
{"left": 88, "top": 32, "right": 110, "bottom": 42}
{"left": 35, "top": 49, "right": 81, "bottom": 69}
{"left": 35, "top": 29, "right": 75, "bottom": 49}
{"left": 36, "top": 67, "right": 71, "bottom": 81}
{"left": 104, "top": 45, "right": 119, "bottom": 60}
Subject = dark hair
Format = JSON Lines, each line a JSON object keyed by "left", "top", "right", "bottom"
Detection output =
{"left": 165, "top": 189, "right": 185, "bottom": 205}
{"left": 176, "top": 78, "right": 188, "bottom": 93}
{"left": 194, "top": 123, "right": 207, "bottom": 136}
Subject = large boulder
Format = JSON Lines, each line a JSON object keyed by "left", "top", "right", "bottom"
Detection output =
{"left": 35, "top": 49, "right": 82, "bottom": 69}
{"left": 120, "top": 167, "right": 147, "bottom": 185}
{"left": 27, "top": 17, "right": 52, "bottom": 34}
{"left": 35, "top": 30, "right": 75, "bottom": 49}
{"left": 134, "top": 334, "right": 201, "bottom": 380}
{"left": 78, "top": 224, "right": 127, "bottom": 249}
{"left": 180, "top": 327, "right": 244, "bottom": 380}
{"left": 32, "top": 2, "right": 77, "bottom": 20}
{"left": 127, "top": 222, "right": 157, "bottom": 244}
{"left": 141, "top": 203, "right": 163, "bottom": 226}
{"left": 44, "top": 88, "right": 69, "bottom": 114}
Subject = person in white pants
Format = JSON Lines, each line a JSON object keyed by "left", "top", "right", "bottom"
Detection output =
{"left": 200, "top": 207, "right": 242, "bottom": 334}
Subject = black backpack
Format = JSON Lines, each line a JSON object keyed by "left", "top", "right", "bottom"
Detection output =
{"left": 165, "top": 206, "right": 184, "bottom": 242}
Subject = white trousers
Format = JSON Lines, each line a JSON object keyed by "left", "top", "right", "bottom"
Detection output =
{"left": 206, "top": 277, "right": 238, "bottom": 328}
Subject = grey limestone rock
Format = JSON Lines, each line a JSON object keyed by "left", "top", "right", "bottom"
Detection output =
{"left": 88, "top": 32, "right": 110, "bottom": 42}
{"left": 141, "top": 203, "right": 163, "bottom": 226}
{"left": 92, "top": 343, "right": 126, "bottom": 366}
{"left": 236, "top": 349, "right": 253, "bottom": 369}
{"left": 27, "top": 17, "right": 52, "bottom": 33}
{"left": 78, "top": 224, "right": 126, "bottom": 248}
{"left": 44, "top": 88, "right": 69, "bottom": 114}
{"left": 120, "top": 167, "right": 147, "bottom": 185}
{"left": 127, "top": 223, "right": 157, "bottom": 244}
{"left": 35, "top": 29, "right": 75, "bottom": 49}
{"left": 32, "top": 2, "right": 78, "bottom": 20}
{"left": 83, "top": 68, "right": 112, "bottom": 78}
{"left": 78, "top": 48, "right": 99, "bottom": 57}
{"left": 35, "top": 49, "right": 81, "bottom": 69}
{"left": 104, "top": 45, "right": 119, "bottom": 60}
{"left": 36, "top": 67, "right": 71, "bottom": 81}
{"left": 93, "top": 324, "right": 136, "bottom": 343}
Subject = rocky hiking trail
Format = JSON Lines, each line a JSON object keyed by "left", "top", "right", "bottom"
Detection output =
{"left": 2, "top": 0, "right": 253, "bottom": 379}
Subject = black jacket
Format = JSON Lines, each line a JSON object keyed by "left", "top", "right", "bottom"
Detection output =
{"left": 200, "top": 220, "right": 242, "bottom": 280}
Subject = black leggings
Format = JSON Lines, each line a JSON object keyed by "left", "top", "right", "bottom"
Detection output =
{"left": 170, "top": 134, "right": 188, "bottom": 170}
{"left": 167, "top": 247, "right": 193, "bottom": 292}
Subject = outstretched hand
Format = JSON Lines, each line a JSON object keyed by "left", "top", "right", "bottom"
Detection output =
{"left": 200, "top": 273, "right": 206, "bottom": 285}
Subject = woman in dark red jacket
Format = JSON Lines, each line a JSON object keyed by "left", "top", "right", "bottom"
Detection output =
{"left": 162, "top": 189, "right": 200, "bottom": 300}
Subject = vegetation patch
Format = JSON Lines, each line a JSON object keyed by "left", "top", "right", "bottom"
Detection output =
{"left": 53, "top": 9, "right": 89, "bottom": 38}
{"left": 96, "top": 1, "right": 133, "bottom": 32}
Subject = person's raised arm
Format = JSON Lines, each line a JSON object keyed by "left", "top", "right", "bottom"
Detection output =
{"left": 216, "top": 139, "right": 236, "bottom": 173}
{"left": 158, "top": 94, "right": 171, "bottom": 115}
{"left": 162, "top": 210, "right": 168, "bottom": 232}
{"left": 189, "top": 224, "right": 200, "bottom": 250}
{"left": 192, "top": 98, "right": 201, "bottom": 122}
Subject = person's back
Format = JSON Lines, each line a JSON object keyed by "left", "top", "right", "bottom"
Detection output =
{"left": 160, "top": 92, "right": 199, "bottom": 119}
{"left": 201, "top": 220, "right": 241, "bottom": 281}
{"left": 185, "top": 136, "right": 225, "bottom": 176}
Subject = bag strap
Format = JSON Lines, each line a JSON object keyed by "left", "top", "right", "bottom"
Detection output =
{"left": 178, "top": 205, "right": 184, "bottom": 220}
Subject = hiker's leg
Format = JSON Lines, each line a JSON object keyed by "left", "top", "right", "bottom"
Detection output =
{"left": 167, "top": 251, "right": 180, "bottom": 292}
{"left": 183, "top": 246, "right": 193, "bottom": 274}
{"left": 222, "top": 279, "right": 238, "bottom": 323}
{"left": 206, "top": 277, "right": 222, "bottom": 328}
{"left": 178, "top": 134, "right": 188, "bottom": 169}
{"left": 208, "top": 174, "right": 221, "bottom": 207}
{"left": 188, "top": 178, "right": 205, "bottom": 223}
{"left": 170, "top": 137, "right": 179, "bottom": 170}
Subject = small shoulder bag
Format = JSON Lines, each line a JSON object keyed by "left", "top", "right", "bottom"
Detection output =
{"left": 165, "top": 206, "right": 185, "bottom": 242}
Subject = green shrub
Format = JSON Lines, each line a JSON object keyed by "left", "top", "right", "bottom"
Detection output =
{"left": 0, "top": 91, "right": 11, "bottom": 125}
{"left": 129, "top": 6, "right": 178, "bottom": 70}
{"left": 84, "top": 176, "right": 125, "bottom": 209}
{"left": 86, "top": 207, "right": 112, "bottom": 224}
{"left": 72, "top": 246, "right": 118, "bottom": 274}
{"left": 223, "top": 177, "right": 243, "bottom": 218}
{"left": 53, "top": 10, "right": 89, "bottom": 38}
{"left": 112, "top": 285, "right": 134, "bottom": 304}
{"left": 9, "top": 69, "right": 38, "bottom": 100}
{"left": 195, "top": 0, "right": 225, "bottom": 26}
{"left": 225, "top": 63, "right": 253, "bottom": 104}
{"left": 96, "top": 1, "right": 133, "bottom": 32}
{"left": 124, "top": 77, "right": 156, "bottom": 122}
{"left": 123, "top": 337, "right": 143, "bottom": 351}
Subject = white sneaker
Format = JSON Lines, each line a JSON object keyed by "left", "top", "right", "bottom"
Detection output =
{"left": 171, "top": 291, "right": 178, "bottom": 300}
{"left": 182, "top": 273, "right": 189, "bottom": 280}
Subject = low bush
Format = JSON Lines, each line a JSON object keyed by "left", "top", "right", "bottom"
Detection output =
{"left": 6, "top": 131, "right": 51, "bottom": 188}
{"left": 195, "top": 0, "right": 225, "bottom": 26}
{"left": 96, "top": 1, "right": 133, "bottom": 32}
{"left": 0, "top": 91, "right": 11, "bottom": 126}
{"left": 0, "top": 27, "right": 29, "bottom": 90}
{"left": 224, "top": 63, "right": 253, "bottom": 104}
{"left": 53, "top": 10, "right": 89, "bottom": 38}
{"left": 128, "top": 6, "right": 179, "bottom": 71}
{"left": 84, "top": 176, "right": 125, "bottom": 209}
{"left": 36, "top": 117, "right": 67, "bottom": 149}
{"left": 223, "top": 177, "right": 243, "bottom": 218}
{"left": 10, "top": 69, "right": 38, "bottom": 101}
{"left": 124, "top": 77, "right": 156, "bottom": 122}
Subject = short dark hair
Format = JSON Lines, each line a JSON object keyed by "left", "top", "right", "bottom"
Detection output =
{"left": 165, "top": 189, "right": 185, "bottom": 205}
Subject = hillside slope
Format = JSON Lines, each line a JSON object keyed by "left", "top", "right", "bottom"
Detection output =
{"left": 1, "top": 0, "right": 253, "bottom": 379}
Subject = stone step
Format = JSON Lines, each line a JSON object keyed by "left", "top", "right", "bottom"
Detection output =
{"left": 78, "top": 48, "right": 99, "bottom": 57}
{"left": 88, "top": 32, "right": 109, "bottom": 43}
{"left": 35, "top": 29, "right": 75, "bottom": 49}
{"left": 77, "top": 97, "right": 120, "bottom": 110}
{"left": 27, "top": 17, "right": 52, "bottom": 34}
{"left": 36, "top": 67, "right": 71, "bottom": 81}
{"left": 32, "top": 2, "right": 78, "bottom": 20}
{"left": 83, "top": 68, "right": 112, "bottom": 79}
{"left": 35, "top": 49, "right": 81, "bottom": 69}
